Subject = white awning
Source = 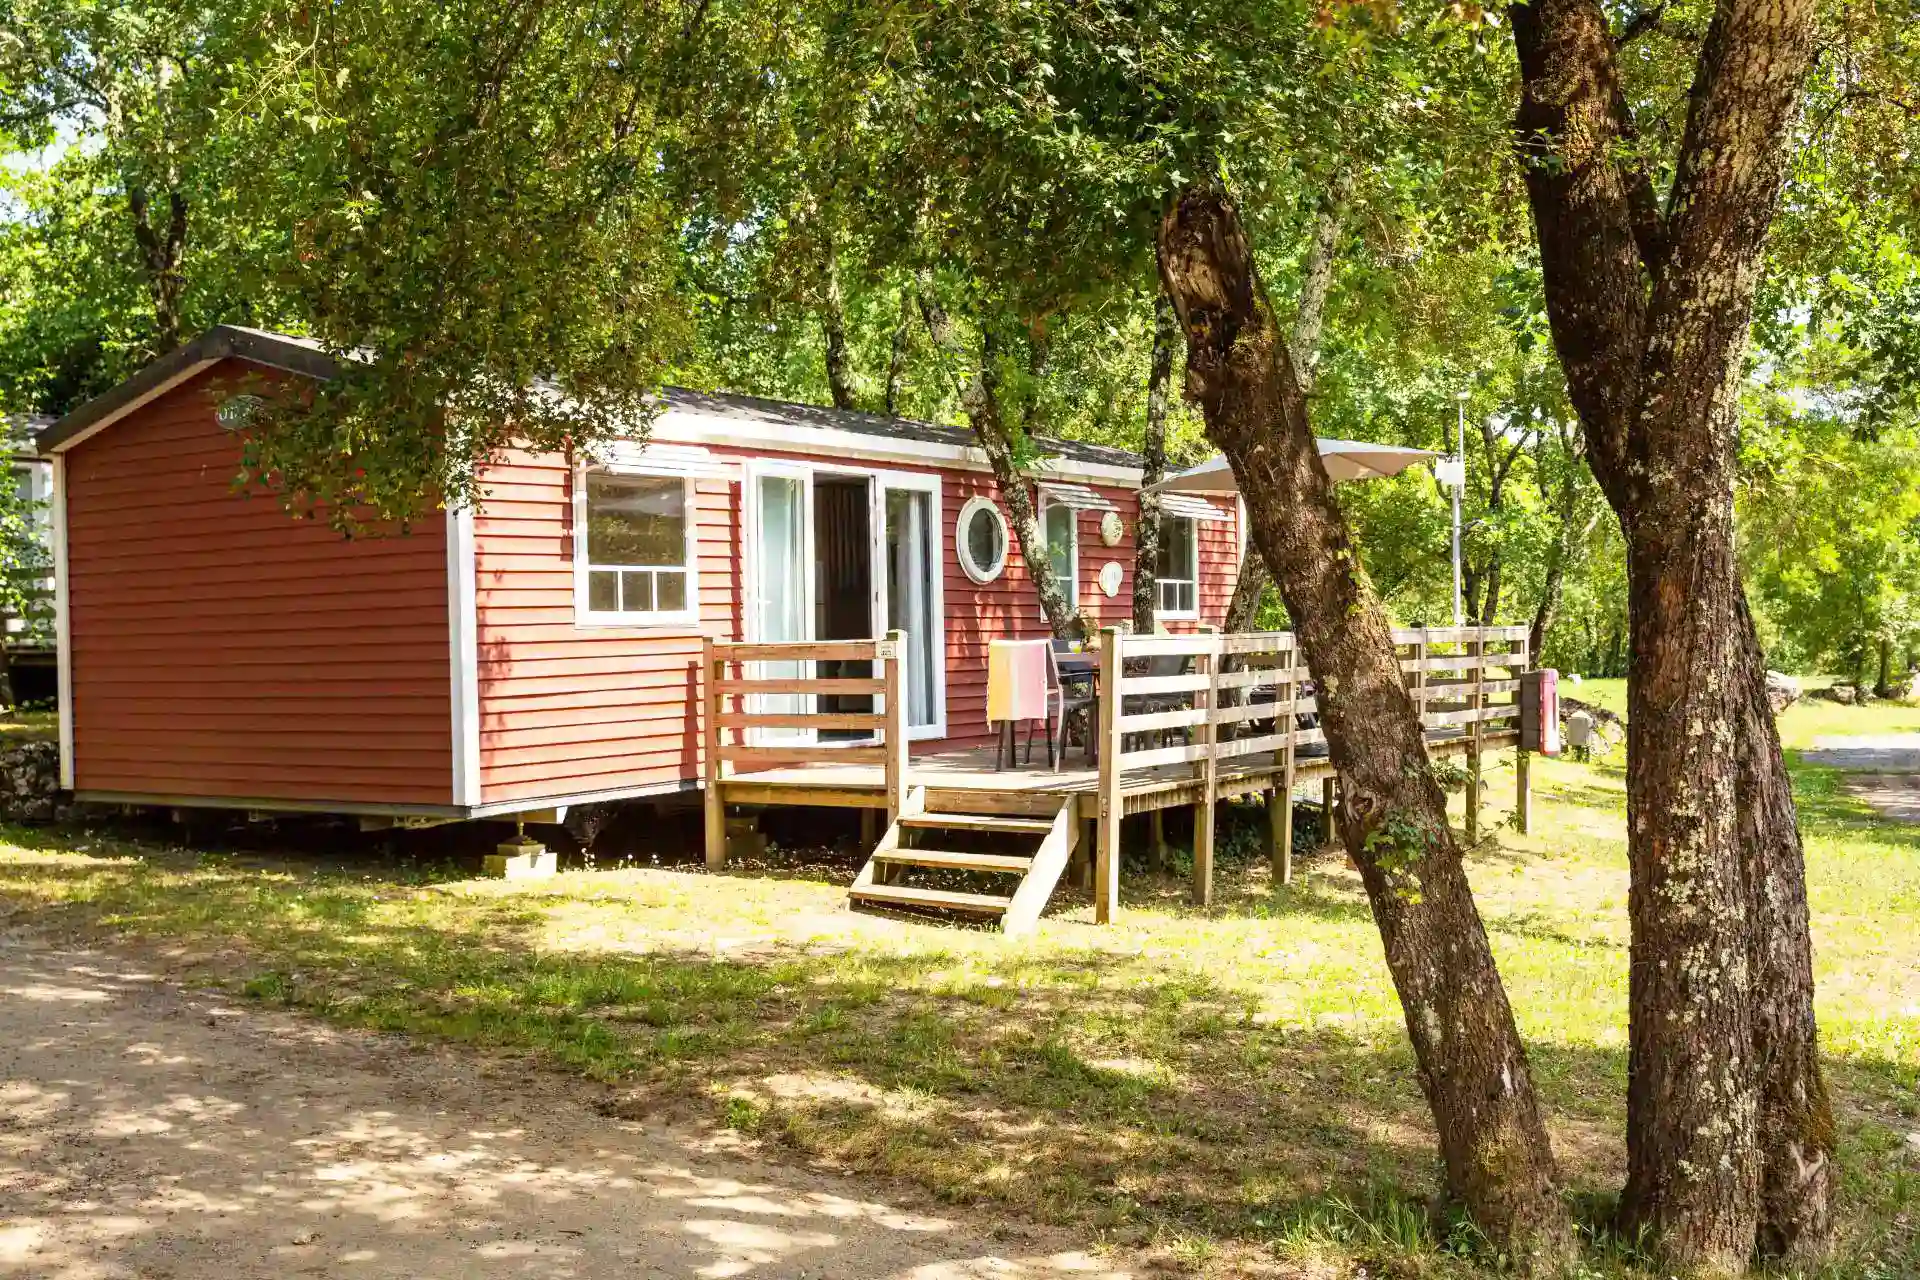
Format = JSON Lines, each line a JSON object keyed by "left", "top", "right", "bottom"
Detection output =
{"left": 1147, "top": 439, "right": 1437, "bottom": 494}
{"left": 1036, "top": 481, "right": 1118, "bottom": 512}
{"left": 591, "top": 440, "right": 741, "bottom": 480}
{"left": 1157, "top": 492, "right": 1233, "bottom": 522}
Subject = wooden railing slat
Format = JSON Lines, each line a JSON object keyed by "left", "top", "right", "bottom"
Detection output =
{"left": 712, "top": 640, "right": 881, "bottom": 661}
{"left": 714, "top": 677, "right": 885, "bottom": 696}
{"left": 716, "top": 711, "right": 885, "bottom": 731}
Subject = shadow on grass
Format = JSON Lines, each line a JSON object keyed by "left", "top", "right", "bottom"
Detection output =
{"left": 2, "top": 828, "right": 1915, "bottom": 1277}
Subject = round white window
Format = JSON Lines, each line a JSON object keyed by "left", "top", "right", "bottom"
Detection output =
{"left": 956, "top": 496, "right": 1009, "bottom": 584}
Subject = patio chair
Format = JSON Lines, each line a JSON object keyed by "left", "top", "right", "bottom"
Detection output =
{"left": 1040, "top": 639, "right": 1099, "bottom": 768}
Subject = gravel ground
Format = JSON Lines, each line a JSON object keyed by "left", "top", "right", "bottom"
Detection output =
{"left": 0, "top": 939, "right": 1136, "bottom": 1280}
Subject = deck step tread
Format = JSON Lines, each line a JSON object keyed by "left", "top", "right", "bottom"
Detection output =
{"left": 849, "top": 884, "right": 1013, "bottom": 915}
{"left": 873, "top": 849, "right": 1034, "bottom": 873}
{"left": 899, "top": 813, "right": 1054, "bottom": 834}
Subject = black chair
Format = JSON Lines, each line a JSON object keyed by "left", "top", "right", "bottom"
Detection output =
{"left": 1035, "top": 639, "right": 1099, "bottom": 768}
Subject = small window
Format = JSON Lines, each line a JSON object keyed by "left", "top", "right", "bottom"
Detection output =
{"left": 957, "top": 496, "right": 1009, "bottom": 584}
{"left": 1042, "top": 501, "right": 1078, "bottom": 607}
{"left": 577, "top": 470, "right": 697, "bottom": 625}
{"left": 1156, "top": 514, "right": 1198, "bottom": 618}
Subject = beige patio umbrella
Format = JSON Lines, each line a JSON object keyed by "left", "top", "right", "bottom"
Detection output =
{"left": 1144, "top": 439, "right": 1437, "bottom": 493}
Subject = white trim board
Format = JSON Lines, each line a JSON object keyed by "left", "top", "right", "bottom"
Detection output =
{"left": 446, "top": 505, "right": 481, "bottom": 806}
{"left": 41, "top": 359, "right": 221, "bottom": 457}
{"left": 655, "top": 407, "right": 1144, "bottom": 488}
{"left": 50, "top": 454, "right": 73, "bottom": 789}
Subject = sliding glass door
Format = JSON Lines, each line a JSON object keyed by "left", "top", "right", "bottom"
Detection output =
{"left": 880, "top": 476, "right": 943, "bottom": 737}
{"left": 744, "top": 463, "right": 944, "bottom": 743}
{"left": 747, "top": 465, "right": 813, "bottom": 744}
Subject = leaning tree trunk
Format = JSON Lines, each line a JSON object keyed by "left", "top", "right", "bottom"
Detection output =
{"left": 1158, "top": 184, "right": 1570, "bottom": 1265}
{"left": 1222, "top": 198, "right": 1343, "bottom": 634}
{"left": 1733, "top": 591, "right": 1835, "bottom": 1261}
{"left": 917, "top": 280, "right": 1082, "bottom": 639}
{"left": 1134, "top": 293, "right": 1176, "bottom": 634}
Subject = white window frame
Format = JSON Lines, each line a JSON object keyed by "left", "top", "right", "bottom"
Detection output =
{"left": 573, "top": 464, "right": 701, "bottom": 629}
{"left": 955, "top": 495, "right": 1010, "bottom": 585}
{"left": 1155, "top": 513, "right": 1200, "bottom": 621}
{"left": 1038, "top": 495, "right": 1079, "bottom": 613}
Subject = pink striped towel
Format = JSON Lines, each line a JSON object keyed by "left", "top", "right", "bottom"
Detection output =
{"left": 987, "top": 639, "right": 1049, "bottom": 723}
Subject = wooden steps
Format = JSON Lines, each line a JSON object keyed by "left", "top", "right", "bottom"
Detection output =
{"left": 873, "top": 848, "right": 1033, "bottom": 873}
{"left": 848, "top": 883, "right": 1013, "bottom": 915}
{"left": 849, "top": 787, "right": 1077, "bottom": 935}
{"left": 898, "top": 813, "right": 1053, "bottom": 835}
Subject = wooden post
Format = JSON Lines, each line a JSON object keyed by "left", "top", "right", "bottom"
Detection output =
{"left": 1466, "top": 632, "right": 1484, "bottom": 842}
{"left": 1272, "top": 633, "right": 1297, "bottom": 887}
{"left": 1148, "top": 808, "right": 1166, "bottom": 873}
{"left": 882, "top": 629, "right": 909, "bottom": 825}
{"left": 1193, "top": 626, "right": 1219, "bottom": 907}
{"left": 703, "top": 636, "right": 727, "bottom": 869}
{"left": 1095, "top": 626, "right": 1124, "bottom": 924}
{"left": 1410, "top": 634, "right": 1428, "bottom": 740}
{"left": 1321, "top": 775, "right": 1339, "bottom": 851}
{"left": 1514, "top": 637, "right": 1533, "bottom": 834}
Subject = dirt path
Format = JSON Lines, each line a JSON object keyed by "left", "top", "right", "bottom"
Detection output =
{"left": 1804, "top": 734, "right": 1920, "bottom": 823}
{"left": 0, "top": 940, "right": 1134, "bottom": 1280}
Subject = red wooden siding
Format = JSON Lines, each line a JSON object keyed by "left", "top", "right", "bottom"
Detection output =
{"left": 470, "top": 440, "right": 1235, "bottom": 795}
{"left": 472, "top": 451, "right": 740, "bottom": 805}
{"left": 63, "top": 364, "right": 455, "bottom": 806}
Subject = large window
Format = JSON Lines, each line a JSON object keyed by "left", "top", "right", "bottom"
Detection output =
{"left": 1042, "top": 501, "right": 1078, "bottom": 607}
{"left": 577, "top": 470, "right": 697, "bottom": 625}
{"left": 1156, "top": 514, "right": 1198, "bottom": 618}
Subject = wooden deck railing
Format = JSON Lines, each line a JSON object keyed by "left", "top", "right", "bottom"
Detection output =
{"left": 1092, "top": 623, "right": 1531, "bottom": 920}
{"left": 702, "top": 631, "right": 911, "bottom": 867}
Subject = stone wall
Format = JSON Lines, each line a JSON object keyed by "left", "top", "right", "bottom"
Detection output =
{"left": 0, "top": 739, "right": 63, "bottom": 822}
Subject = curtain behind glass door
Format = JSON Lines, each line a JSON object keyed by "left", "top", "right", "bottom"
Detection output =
{"left": 884, "top": 488, "right": 936, "bottom": 727}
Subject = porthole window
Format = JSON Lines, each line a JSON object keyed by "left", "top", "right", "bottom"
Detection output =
{"left": 956, "top": 496, "right": 1009, "bottom": 585}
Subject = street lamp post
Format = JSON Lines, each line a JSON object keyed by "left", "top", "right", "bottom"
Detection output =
{"left": 1452, "top": 391, "right": 1468, "bottom": 628}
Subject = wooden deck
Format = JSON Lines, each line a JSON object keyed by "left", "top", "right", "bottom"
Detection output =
{"left": 703, "top": 626, "right": 1540, "bottom": 925}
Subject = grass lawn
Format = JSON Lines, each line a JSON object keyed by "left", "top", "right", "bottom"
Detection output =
{"left": 1, "top": 699, "right": 1916, "bottom": 1277}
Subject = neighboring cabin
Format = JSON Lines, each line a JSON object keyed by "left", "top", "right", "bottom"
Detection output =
{"left": 36, "top": 326, "right": 1241, "bottom": 821}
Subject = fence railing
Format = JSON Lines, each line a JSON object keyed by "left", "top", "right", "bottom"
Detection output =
{"left": 1090, "top": 623, "right": 1531, "bottom": 920}
{"left": 701, "top": 631, "right": 912, "bottom": 867}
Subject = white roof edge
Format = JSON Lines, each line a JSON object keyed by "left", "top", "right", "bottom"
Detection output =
{"left": 653, "top": 406, "right": 1145, "bottom": 487}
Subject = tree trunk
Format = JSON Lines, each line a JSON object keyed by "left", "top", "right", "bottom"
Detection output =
{"left": 1617, "top": 424, "right": 1757, "bottom": 1265}
{"left": 1134, "top": 293, "right": 1176, "bottom": 634}
{"left": 1511, "top": 0, "right": 1825, "bottom": 1264}
{"left": 1875, "top": 635, "right": 1894, "bottom": 700}
{"left": 129, "top": 187, "right": 189, "bottom": 354}
{"left": 1733, "top": 590, "right": 1835, "bottom": 1264}
{"left": 1157, "top": 185, "right": 1570, "bottom": 1266}
{"left": 1222, "top": 199, "right": 1342, "bottom": 634}
{"left": 916, "top": 280, "right": 1082, "bottom": 640}
{"left": 821, "top": 238, "right": 857, "bottom": 411}
{"left": 885, "top": 287, "right": 912, "bottom": 416}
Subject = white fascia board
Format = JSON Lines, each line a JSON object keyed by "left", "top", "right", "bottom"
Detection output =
{"left": 652, "top": 407, "right": 1145, "bottom": 488}
{"left": 50, "top": 454, "right": 73, "bottom": 789}
{"left": 41, "top": 359, "right": 221, "bottom": 455}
